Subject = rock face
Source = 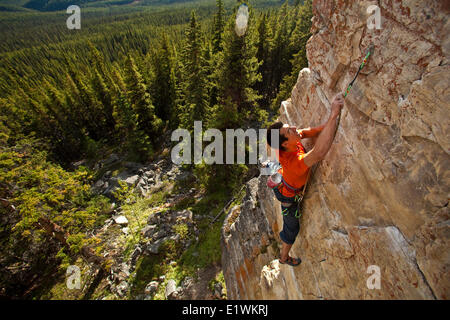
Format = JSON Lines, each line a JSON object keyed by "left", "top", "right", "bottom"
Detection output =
{"left": 221, "top": 0, "right": 449, "bottom": 299}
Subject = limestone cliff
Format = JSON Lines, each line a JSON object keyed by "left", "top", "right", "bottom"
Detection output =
{"left": 221, "top": 0, "right": 449, "bottom": 299}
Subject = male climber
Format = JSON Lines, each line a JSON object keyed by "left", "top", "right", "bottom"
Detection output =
{"left": 266, "top": 93, "right": 344, "bottom": 266}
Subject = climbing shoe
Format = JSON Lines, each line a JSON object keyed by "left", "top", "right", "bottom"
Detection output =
{"left": 279, "top": 256, "right": 302, "bottom": 267}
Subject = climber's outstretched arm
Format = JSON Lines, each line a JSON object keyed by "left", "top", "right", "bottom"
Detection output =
{"left": 303, "top": 94, "right": 344, "bottom": 168}
{"left": 298, "top": 124, "right": 325, "bottom": 139}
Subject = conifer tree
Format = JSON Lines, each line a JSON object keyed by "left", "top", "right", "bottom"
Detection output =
{"left": 150, "top": 35, "right": 177, "bottom": 126}
{"left": 170, "top": 42, "right": 184, "bottom": 130}
{"left": 271, "top": 0, "right": 312, "bottom": 111}
{"left": 111, "top": 65, "right": 152, "bottom": 159}
{"left": 270, "top": 1, "right": 291, "bottom": 98}
{"left": 211, "top": 2, "right": 262, "bottom": 129}
{"left": 125, "top": 55, "right": 162, "bottom": 140}
{"left": 111, "top": 67, "right": 135, "bottom": 137}
{"left": 66, "top": 69, "right": 103, "bottom": 141}
{"left": 212, "top": 0, "right": 225, "bottom": 54}
{"left": 180, "top": 11, "right": 210, "bottom": 130}
{"left": 201, "top": 2, "right": 263, "bottom": 192}
{"left": 88, "top": 44, "right": 116, "bottom": 135}
{"left": 92, "top": 69, "right": 115, "bottom": 135}
{"left": 202, "top": 41, "right": 217, "bottom": 115}
{"left": 256, "top": 12, "right": 274, "bottom": 108}
{"left": 41, "top": 81, "right": 86, "bottom": 159}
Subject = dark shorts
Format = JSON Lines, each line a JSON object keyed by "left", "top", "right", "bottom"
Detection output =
{"left": 273, "top": 187, "right": 300, "bottom": 245}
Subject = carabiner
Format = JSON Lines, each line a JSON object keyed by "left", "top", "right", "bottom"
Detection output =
{"left": 295, "top": 209, "right": 301, "bottom": 219}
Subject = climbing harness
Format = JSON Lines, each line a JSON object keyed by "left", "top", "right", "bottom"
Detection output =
{"left": 269, "top": 175, "right": 307, "bottom": 219}
{"left": 266, "top": 169, "right": 305, "bottom": 218}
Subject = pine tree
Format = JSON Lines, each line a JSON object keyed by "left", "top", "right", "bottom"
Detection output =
{"left": 150, "top": 35, "right": 177, "bottom": 125}
{"left": 256, "top": 12, "right": 274, "bottom": 108}
{"left": 212, "top": 0, "right": 225, "bottom": 54}
{"left": 271, "top": 0, "right": 312, "bottom": 111}
{"left": 180, "top": 11, "right": 210, "bottom": 130}
{"left": 111, "top": 66, "right": 135, "bottom": 137}
{"left": 124, "top": 55, "right": 162, "bottom": 141}
{"left": 270, "top": 1, "right": 291, "bottom": 98}
{"left": 91, "top": 69, "right": 115, "bottom": 136}
{"left": 66, "top": 68, "right": 104, "bottom": 141}
{"left": 199, "top": 2, "right": 264, "bottom": 192}
{"left": 111, "top": 65, "right": 152, "bottom": 159}
{"left": 170, "top": 41, "right": 184, "bottom": 130}
{"left": 202, "top": 40, "right": 217, "bottom": 115}
{"left": 41, "top": 81, "right": 85, "bottom": 159}
{"left": 88, "top": 43, "right": 116, "bottom": 136}
{"left": 211, "top": 2, "right": 262, "bottom": 129}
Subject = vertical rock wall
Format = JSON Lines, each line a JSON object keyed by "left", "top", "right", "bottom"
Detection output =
{"left": 221, "top": 0, "right": 449, "bottom": 299}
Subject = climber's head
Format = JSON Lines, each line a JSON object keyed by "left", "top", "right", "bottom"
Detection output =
{"left": 267, "top": 122, "right": 300, "bottom": 152}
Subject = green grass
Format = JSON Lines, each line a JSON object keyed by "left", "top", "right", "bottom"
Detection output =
{"left": 119, "top": 181, "right": 172, "bottom": 260}
{"left": 125, "top": 186, "right": 231, "bottom": 299}
{"left": 40, "top": 257, "right": 89, "bottom": 300}
{"left": 180, "top": 218, "right": 223, "bottom": 270}
{"left": 172, "top": 223, "right": 189, "bottom": 240}
{"left": 128, "top": 238, "right": 187, "bottom": 299}
{"left": 129, "top": 254, "right": 164, "bottom": 297}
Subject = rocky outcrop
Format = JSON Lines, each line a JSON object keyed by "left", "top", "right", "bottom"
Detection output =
{"left": 221, "top": 0, "right": 449, "bottom": 299}
{"left": 91, "top": 156, "right": 190, "bottom": 199}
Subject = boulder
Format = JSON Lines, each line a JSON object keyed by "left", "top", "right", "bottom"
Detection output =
{"left": 112, "top": 215, "right": 128, "bottom": 226}
{"left": 115, "top": 281, "right": 129, "bottom": 298}
{"left": 170, "top": 234, "right": 180, "bottom": 242}
{"left": 130, "top": 246, "right": 142, "bottom": 266}
{"left": 146, "top": 237, "right": 169, "bottom": 255}
{"left": 176, "top": 209, "right": 193, "bottom": 222}
{"left": 214, "top": 282, "right": 223, "bottom": 299}
{"left": 181, "top": 277, "right": 194, "bottom": 290}
{"left": 165, "top": 279, "right": 178, "bottom": 300}
{"left": 144, "top": 170, "right": 155, "bottom": 178}
{"left": 102, "top": 177, "right": 121, "bottom": 198}
{"left": 94, "top": 179, "right": 105, "bottom": 189}
{"left": 147, "top": 212, "right": 163, "bottom": 225}
{"left": 145, "top": 281, "right": 159, "bottom": 295}
{"left": 152, "top": 230, "right": 167, "bottom": 240}
{"left": 71, "top": 159, "right": 87, "bottom": 169}
{"left": 141, "top": 225, "right": 157, "bottom": 238}
{"left": 117, "top": 172, "right": 139, "bottom": 187}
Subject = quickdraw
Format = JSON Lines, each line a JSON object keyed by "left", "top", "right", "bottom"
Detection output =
{"left": 279, "top": 175, "right": 308, "bottom": 219}
{"left": 344, "top": 44, "right": 374, "bottom": 98}
{"left": 281, "top": 204, "right": 301, "bottom": 218}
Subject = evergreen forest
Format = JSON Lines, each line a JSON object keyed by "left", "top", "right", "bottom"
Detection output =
{"left": 0, "top": 0, "right": 312, "bottom": 299}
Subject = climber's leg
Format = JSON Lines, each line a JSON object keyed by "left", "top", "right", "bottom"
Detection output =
{"left": 279, "top": 242, "right": 301, "bottom": 266}
{"left": 273, "top": 188, "right": 301, "bottom": 266}
{"left": 279, "top": 205, "right": 301, "bottom": 266}
{"left": 279, "top": 205, "right": 300, "bottom": 245}
{"left": 280, "top": 242, "right": 292, "bottom": 261}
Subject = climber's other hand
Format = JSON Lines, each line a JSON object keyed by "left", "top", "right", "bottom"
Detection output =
{"left": 331, "top": 93, "right": 344, "bottom": 118}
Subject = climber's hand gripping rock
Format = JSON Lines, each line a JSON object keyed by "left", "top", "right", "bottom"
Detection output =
{"left": 331, "top": 93, "right": 344, "bottom": 119}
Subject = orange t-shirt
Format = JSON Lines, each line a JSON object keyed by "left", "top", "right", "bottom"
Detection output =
{"left": 276, "top": 140, "right": 310, "bottom": 197}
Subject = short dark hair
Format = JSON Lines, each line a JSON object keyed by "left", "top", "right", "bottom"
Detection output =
{"left": 267, "top": 121, "right": 288, "bottom": 151}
